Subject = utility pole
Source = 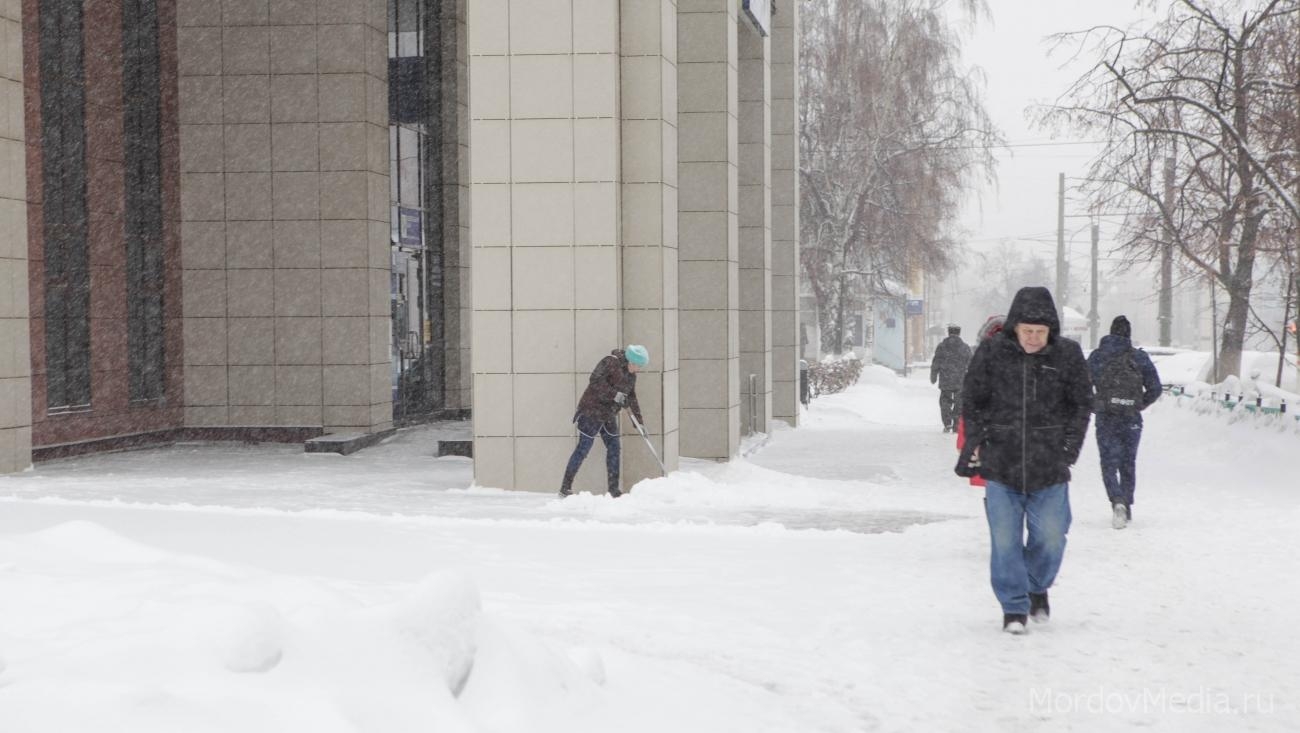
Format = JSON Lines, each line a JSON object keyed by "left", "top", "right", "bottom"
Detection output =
{"left": 1089, "top": 222, "right": 1100, "bottom": 349}
{"left": 1056, "top": 173, "right": 1066, "bottom": 317}
{"left": 1159, "top": 157, "right": 1175, "bottom": 347}
{"left": 1279, "top": 276, "right": 1293, "bottom": 388}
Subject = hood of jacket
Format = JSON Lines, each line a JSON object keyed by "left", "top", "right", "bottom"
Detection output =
{"left": 1002, "top": 287, "right": 1060, "bottom": 345}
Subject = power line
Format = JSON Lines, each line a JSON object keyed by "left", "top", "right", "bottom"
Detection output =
{"left": 808, "top": 139, "right": 1115, "bottom": 154}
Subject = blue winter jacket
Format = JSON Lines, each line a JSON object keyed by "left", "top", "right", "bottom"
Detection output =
{"left": 1086, "top": 335, "right": 1162, "bottom": 422}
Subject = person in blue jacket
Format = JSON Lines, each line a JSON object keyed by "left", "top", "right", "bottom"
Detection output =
{"left": 1086, "top": 316, "right": 1162, "bottom": 529}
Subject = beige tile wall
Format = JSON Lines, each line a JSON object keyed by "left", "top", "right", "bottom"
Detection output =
{"left": 176, "top": 0, "right": 392, "bottom": 434}
{"left": 677, "top": 0, "right": 740, "bottom": 460}
{"left": 619, "top": 0, "right": 679, "bottom": 485}
{"left": 0, "top": 6, "right": 29, "bottom": 473}
{"left": 469, "top": 0, "right": 679, "bottom": 492}
{"left": 770, "top": 1, "right": 800, "bottom": 427}
{"left": 737, "top": 14, "right": 771, "bottom": 437}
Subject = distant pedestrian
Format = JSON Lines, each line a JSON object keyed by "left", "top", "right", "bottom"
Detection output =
{"left": 559, "top": 345, "right": 649, "bottom": 498}
{"left": 955, "top": 315, "right": 1005, "bottom": 487}
{"left": 930, "top": 325, "right": 972, "bottom": 432}
{"left": 1087, "top": 316, "right": 1162, "bottom": 529}
{"left": 960, "top": 287, "right": 1093, "bottom": 634}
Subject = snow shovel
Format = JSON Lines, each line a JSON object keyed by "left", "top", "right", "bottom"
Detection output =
{"left": 626, "top": 410, "right": 666, "bottom": 476}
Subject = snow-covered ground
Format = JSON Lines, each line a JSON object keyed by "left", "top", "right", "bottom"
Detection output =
{"left": 1146, "top": 347, "right": 1299, "bottom": 398}
{"left": 1, "top": 366, "right": 1297, "bottom": 731}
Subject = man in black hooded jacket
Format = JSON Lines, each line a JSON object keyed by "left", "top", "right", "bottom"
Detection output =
{"left": 930, "top": 325, "right": 972, "bottom": 432}
{"left": 960, "top": 286, "right": 1093, "bottom": 634}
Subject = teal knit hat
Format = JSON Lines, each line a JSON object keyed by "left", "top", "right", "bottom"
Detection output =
{"left": 625, "top": 344, "right": 649, "bottom": 367}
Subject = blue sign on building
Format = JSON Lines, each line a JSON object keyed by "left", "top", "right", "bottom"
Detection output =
{"left": 905, "top": 299, "right": 924, "bottom": 316}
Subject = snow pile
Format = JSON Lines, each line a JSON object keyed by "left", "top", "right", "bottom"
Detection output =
{"left": 0, "top": 521, "right": 600, "bottom": 733}
{"left": 1150, "top": 348, "right": 1299, "bottom": 395}
{"left": 1148, "top": 349, "right": 1213, "bottom": 386}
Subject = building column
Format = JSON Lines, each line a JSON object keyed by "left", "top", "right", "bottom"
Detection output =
{"left": 737, "top": 11, "right": 770, "bottom": 436}
{"left": 437, "top": 0, "right": 472, "bottom": 413}
{"left": 176, "top": 0, "right": 393, "bottom": 435}
{"left": 0, "top": 2, "right": 30, "bottom": 473}
{"left": 619, "top": 0, "right": 679, "bottom": 485}
{"left": 770, "top": 0, "right": 799, "bottom": 427}
{"left": 677, "top": 0, "right": 739, "bottom": 460}
{"left": 469, "top": 0, "right": 678, "bottom": 492}
{"left": 469, "top": 0, "right": 614, "bottom": 491}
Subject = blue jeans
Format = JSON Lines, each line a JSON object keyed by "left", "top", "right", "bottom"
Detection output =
{"left": 1095, "top": 414, "right": 1142, "bottom": 507}
{"left": 560, "top": 414, "right": 621, "bottom": 495}
{"left": 985, "top": 481, "right": 1071, "bottom": 614}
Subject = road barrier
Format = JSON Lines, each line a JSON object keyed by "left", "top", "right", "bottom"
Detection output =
{"left": 1165, "top": 384, "right": 1300, "bottom": 427}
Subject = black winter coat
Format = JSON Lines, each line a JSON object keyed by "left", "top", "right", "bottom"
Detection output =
{"left": 930, "top": 335, "right": 972, "bottom": 390}
{"left": 575, "top": 350, "right": 643, "bottom": 428}
{"left": 960, "top": 287, "right": 1093, "bottom": 491}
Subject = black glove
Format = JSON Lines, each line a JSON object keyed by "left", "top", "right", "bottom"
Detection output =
{"left": 954, "top": 441, "right": 982, "bottom": 478}
{"left": 614, "top": 391, "right": 627, "bottom": 405}
{"left": 1063, "top": 444, "right": 1081, "bottom": 466}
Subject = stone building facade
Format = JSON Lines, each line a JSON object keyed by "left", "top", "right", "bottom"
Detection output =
{"left": 469, "top": 0, "right": 800, "bottom": 492}
{"left": 1, "top": 0, "right": 798, "bottom": 490}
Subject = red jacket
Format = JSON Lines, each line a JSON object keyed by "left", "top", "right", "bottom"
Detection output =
{"left": 956, "top": 417, "right": 984, "bottom": 487}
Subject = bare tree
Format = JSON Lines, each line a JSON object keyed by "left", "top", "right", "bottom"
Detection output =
{"left": 967, "top": 242, "right": 1054, "bottom": 320}
{"left": 1044, "top": 0, "right": 1300, "bottom": 380}
{"left": 799, "top": 0, "right": 1001, "bottom": 354}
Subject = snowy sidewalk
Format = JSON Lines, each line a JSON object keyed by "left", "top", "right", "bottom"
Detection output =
{"left": 1, "top": 366, "right": 1297, "bottom": 731}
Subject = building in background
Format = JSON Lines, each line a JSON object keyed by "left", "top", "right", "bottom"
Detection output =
{"left": 1, "top": 0, "right": 801, "bottom": 493}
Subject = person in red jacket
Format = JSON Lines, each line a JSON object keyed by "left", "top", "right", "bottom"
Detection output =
{"left": 559, "top": 345, "right": 649, "bottom": 498}
{"left": 956, "top": 315, "right": 1005, "bottom": 487}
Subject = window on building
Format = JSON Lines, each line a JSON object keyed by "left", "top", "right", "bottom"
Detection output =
{"left": 39, "top": 0, "right": 91, "bottom": 412}
{"left": 122, "top": 0, "right": 165, "bottom": 402}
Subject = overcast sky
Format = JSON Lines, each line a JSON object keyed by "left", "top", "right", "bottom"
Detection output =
{"left": 955, "top": 0, "right": 1152, "bottom": 258}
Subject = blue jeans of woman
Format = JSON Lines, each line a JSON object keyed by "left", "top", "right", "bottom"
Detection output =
{"left": 560, "top": 414, "right": 621, "bottom": 495}
{"left": 984, "top": 481, "right": 1071, "bottom": 614}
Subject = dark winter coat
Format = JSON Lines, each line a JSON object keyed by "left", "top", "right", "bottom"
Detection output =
{"left": 930, "top": 335, "right": 973, "bottom": 391}
{"left": 1086, "top": 334, "right": 1162, "bottom": 423}
{"left": 959, "top": 287, "right": 1093, "bottom": 491}
{"left": 575, "top": 349, "right": 644, "bottom": 429}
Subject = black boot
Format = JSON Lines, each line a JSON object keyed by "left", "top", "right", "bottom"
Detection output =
{"left": 1002, "top": 613, "right": 1028, "bottom": 634}
{"left": 1029, "top": 592, "right": 1050, "bottom": 622}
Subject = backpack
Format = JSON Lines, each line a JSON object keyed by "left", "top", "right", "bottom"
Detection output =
{"left": 1094, "top": 349, "right": 1144, "bottom": 415}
